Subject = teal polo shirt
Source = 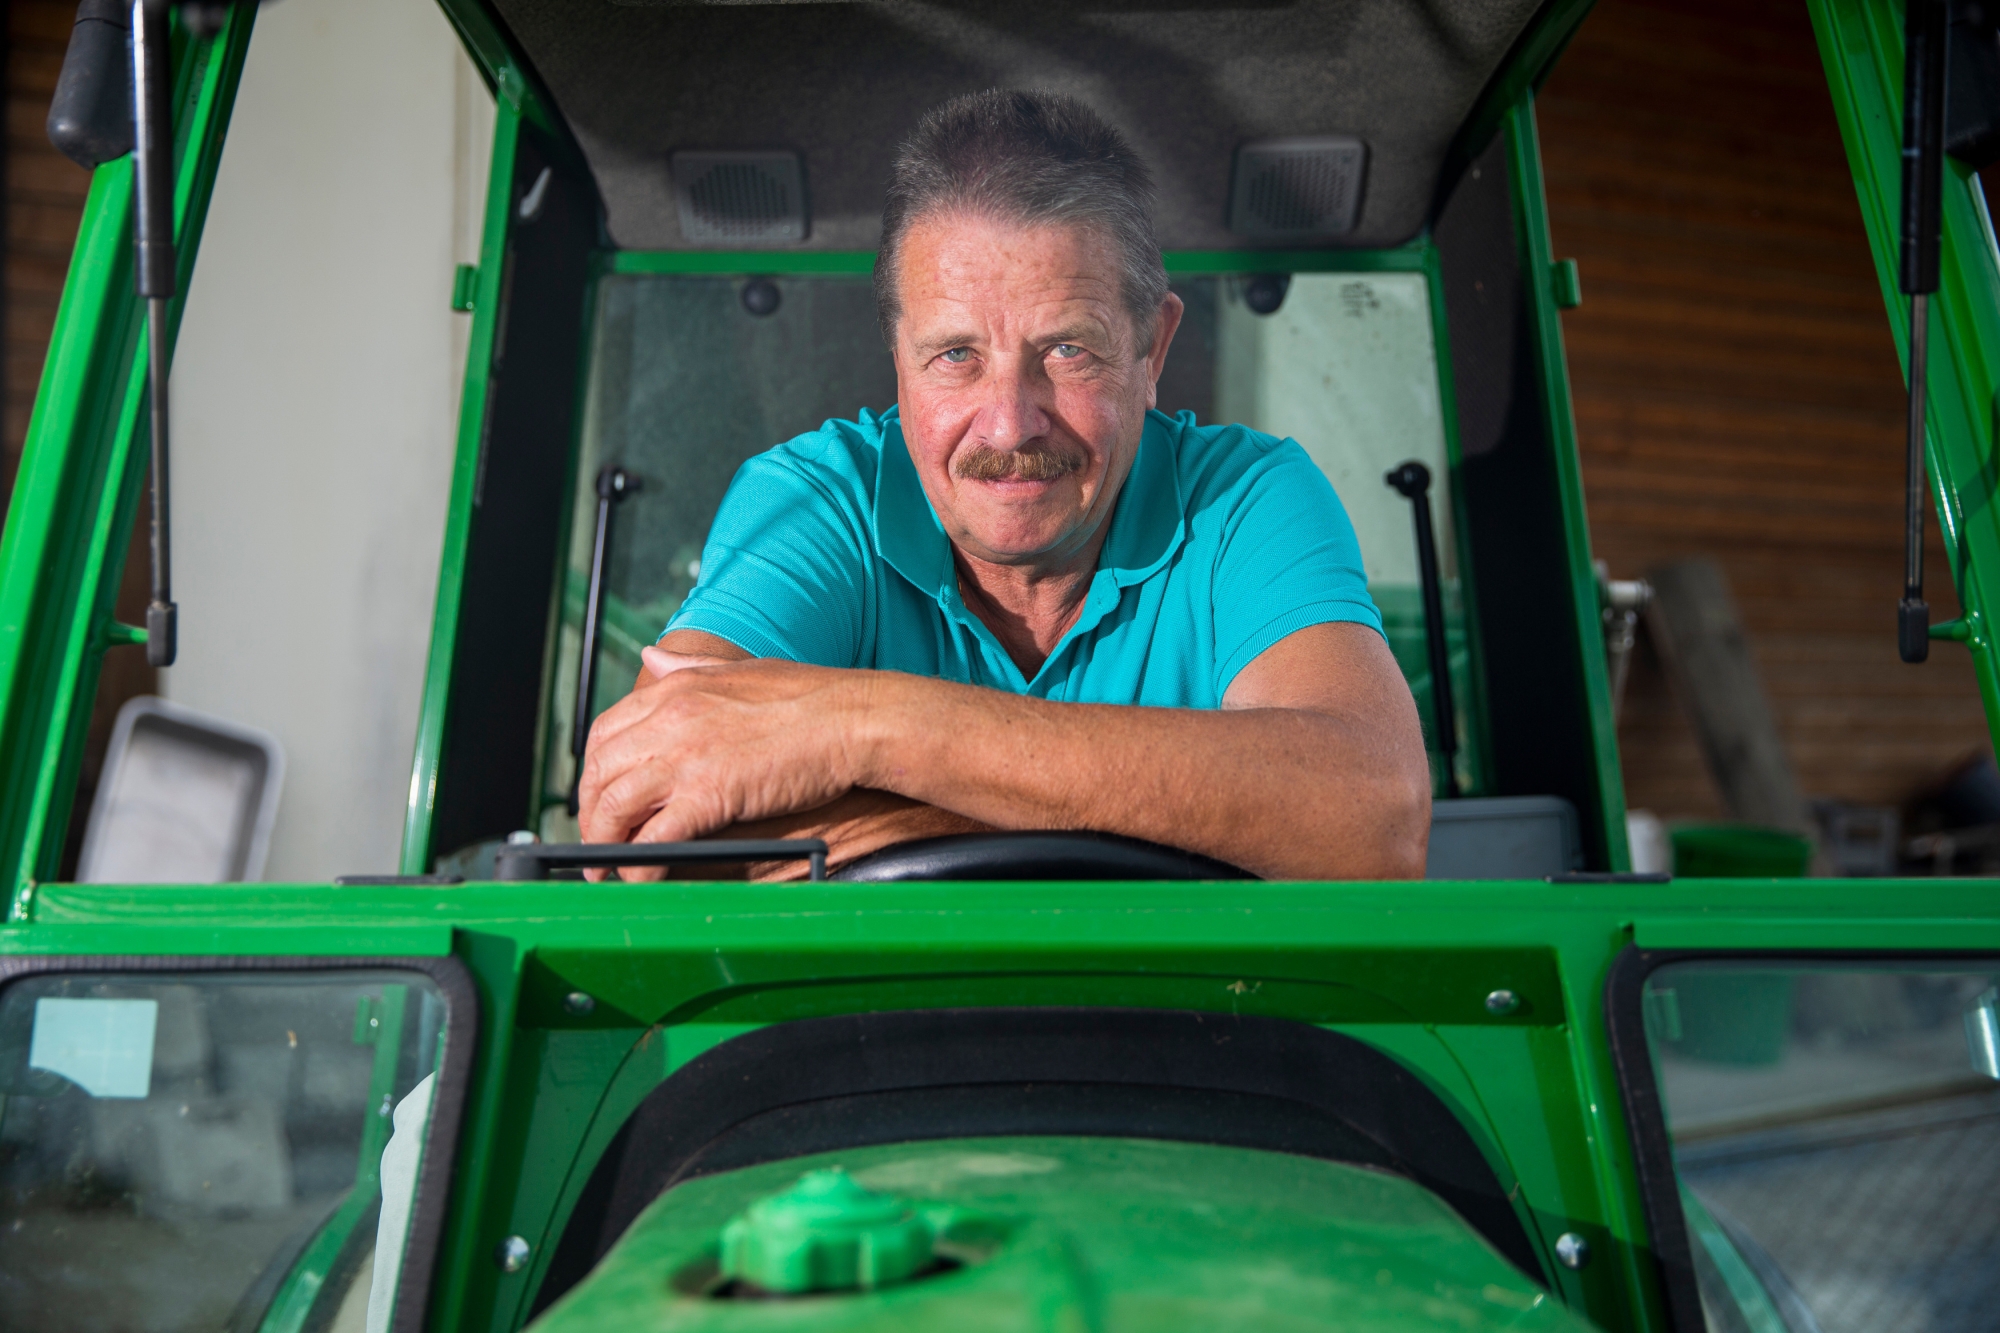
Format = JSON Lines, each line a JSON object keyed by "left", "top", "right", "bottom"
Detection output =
{"left": 666, "top": 407, "right": 1381, "bottom": 705}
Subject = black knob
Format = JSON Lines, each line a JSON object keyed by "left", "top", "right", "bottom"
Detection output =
{"left": 741, "top": 278, "right": 782, "bottom": 316}
{"left": 1385, "top": 461, "right": 1431, "bottom": 498}
{"left": 1243, "top": 273, "right": 1290, "bottom": 315}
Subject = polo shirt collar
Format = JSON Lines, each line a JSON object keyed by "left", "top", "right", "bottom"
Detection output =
{"left": 873, "top": 407, "right": 1187, "bottom": 606}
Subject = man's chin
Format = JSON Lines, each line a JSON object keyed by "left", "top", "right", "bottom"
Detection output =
{"left": 958, "top": 528, "right": 1084, "bottom": 566}
{"left": 945, "top": 481, "right": 1098, "bottom": 565}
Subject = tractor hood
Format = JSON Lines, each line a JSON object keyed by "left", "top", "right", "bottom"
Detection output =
{"left": 527, "top": 1135, "right": 1597, "bottom": 1332}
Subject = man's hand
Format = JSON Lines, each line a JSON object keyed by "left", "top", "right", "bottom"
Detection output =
{"left": 577, "top": 650, "right": 871, "bottom": 877}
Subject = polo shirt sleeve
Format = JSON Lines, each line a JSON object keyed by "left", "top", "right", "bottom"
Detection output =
{"left": 665, "top": 446, "right": 870, "bottom": 666}
{"left": 1209, "top": 436, "right": 1384, "bottom": 697}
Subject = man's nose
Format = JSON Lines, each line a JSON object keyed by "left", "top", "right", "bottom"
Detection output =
{"left": 973, "top": 358, "right": 1053, "bottom": 450}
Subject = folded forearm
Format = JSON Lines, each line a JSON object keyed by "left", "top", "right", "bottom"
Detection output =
{"left": 852, "top": 674, "right": 1427, "bottom": 879}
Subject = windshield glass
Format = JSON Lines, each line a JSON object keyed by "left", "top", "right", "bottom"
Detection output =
{"left": 537, "top": 266, "right": 1477, "bottom": 837}
{"left": 0, "top": 969, "right": 448, "bottom": 1333}
{"left": 1643, "top": 960, "right": 2000, "bottom": 1333}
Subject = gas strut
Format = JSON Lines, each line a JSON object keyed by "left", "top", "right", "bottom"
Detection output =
{"left": 132, "top": 0, "right": 176, "bottom": 667}
{"left": 1386, "top": 461, "right": 1459, "bottom": 798}
{"left": 1898, "top": 0, "right": 1950, "bottom": 664}
{"left": 569, "top": 465, "right": 641, "bottom": 816}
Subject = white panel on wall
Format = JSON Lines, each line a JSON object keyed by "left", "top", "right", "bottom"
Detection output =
{"left": 163, "top": 0, "right": 494, "bottom": 880}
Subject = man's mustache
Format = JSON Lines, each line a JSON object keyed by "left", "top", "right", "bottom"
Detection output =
{"left": 953, "top": 443, "right": 1088, "bottom": 482}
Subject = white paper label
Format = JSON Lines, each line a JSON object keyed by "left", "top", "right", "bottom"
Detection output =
{"left": 29, "top": 997, "right": 159, "bottom": 1098}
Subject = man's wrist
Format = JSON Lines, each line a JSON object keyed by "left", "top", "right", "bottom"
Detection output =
{"left": 841, "top": 668, "right": 921, "bottom": 792}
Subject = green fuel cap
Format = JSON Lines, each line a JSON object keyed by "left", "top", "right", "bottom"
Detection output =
{"left": 718, "top": 1168, "right": 935, "bottom": 1294}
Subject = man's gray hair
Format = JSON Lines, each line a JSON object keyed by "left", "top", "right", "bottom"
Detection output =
{"left": 874, "top": 89, "right": 1170, "bottom": 346}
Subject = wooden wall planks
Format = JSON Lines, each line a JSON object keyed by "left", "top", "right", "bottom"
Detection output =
{"left": 7, "top": 0, "right": 90, "bottom": 505}
{"left": 7, "top": 1, "right": 156, "bottom": 869}
{"left": 1537, "top": 0, "right": 1990, "bottom": 818}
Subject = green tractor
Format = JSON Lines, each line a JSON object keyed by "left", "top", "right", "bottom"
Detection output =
{"left": 4, "top": 1, "right": 2000, "bottom": 1330}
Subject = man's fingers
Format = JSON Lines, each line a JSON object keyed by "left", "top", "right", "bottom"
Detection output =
{"left": 612, "top": 798, "right": 728, "bottom": 880}
{"left": 631, "top": 796, "right": 720, "bottom": 848}
{"left": 580, "top": 762, "right": 671, "bottom": 847}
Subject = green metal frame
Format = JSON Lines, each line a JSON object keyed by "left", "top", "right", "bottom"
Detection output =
{"left": 1500, "top": 93, "right": 1632, "bottom": 869}
{"left": 400, "top": 48, "right": 594, "bottom": 872}
{"left": 0, "top": 9, "right": 257, "bottom": 919}
{"left": 1808, "top": 0, "right": 2000, "bottom": 745}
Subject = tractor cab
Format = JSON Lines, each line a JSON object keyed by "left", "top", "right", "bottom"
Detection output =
{"left": 417, "top": 0, "right": 1623, "bottom": 881}
{"left": 2, "top": 2, "right": 2000, "bottom": 1332}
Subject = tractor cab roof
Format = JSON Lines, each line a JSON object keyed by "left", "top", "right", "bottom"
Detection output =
{"left": 491, "top": 0, "right": 1552, "bottom": 251}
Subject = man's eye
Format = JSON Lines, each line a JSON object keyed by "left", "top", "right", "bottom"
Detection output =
{"left": 1051, "top": 344, "right": 1085, "bottom": 359}
{"left": 941, "top": 347, "right": 972, "bottom": 364}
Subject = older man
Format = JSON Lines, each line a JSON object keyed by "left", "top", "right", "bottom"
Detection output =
{"left": 578, "top": 90, "right": 1429, "bottom": 880}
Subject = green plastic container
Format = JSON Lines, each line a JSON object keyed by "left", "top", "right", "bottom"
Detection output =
{"left": 1670, "top": 824, "right": 1813, "bottom": 879}
{"left": 1654, "top": 826, "right": 1808, "bottom": 1066}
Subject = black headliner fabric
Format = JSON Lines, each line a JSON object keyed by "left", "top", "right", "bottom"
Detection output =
{"left": 492, "top": 0, "right": 1544, "bottom": 250}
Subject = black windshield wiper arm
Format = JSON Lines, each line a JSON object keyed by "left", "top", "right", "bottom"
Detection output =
{"left": 569, "top": 465, "right": 641, "bottom": 816}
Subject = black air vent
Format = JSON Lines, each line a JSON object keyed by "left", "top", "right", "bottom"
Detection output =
{"left": 671, "top": 150, "right": 807, "bottom": 244}
{"left": 1228, "top": 137, "right": 1367, "bottom": 239}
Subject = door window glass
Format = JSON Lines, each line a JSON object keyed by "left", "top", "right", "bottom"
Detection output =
{"left": 1644, "top": 961, "right": 2000, "bottom": 1332}
{"left": 0, "top": 969, "right": 449, "bottom": 1333}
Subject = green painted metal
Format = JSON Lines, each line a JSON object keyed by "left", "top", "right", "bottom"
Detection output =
{"left": 1163, "top": 246, "right": 1435, "bottom": 273}
{"left": 1552, "top": 258, "right": 1583, "bottom": 310}
{"left": 402, "top": 0, "right": 600, "bottom": 874}
{"left": 1502, "top": 94, "right": 1633, "bottom": 871}
{"left": 1807, "top": 0, "right": 2000, "bottom": 744}
{"left": 402, "top": 91, "right": 527, "bottom": 875}
{"left": 0, "top": 9, "right": 256, "bottom": 920}
{"left": 16, "top": 874, "right": 1999, "bottom": 1332}
{"left": 531, "top": 1138, "right": 1599, "bottom": 1331}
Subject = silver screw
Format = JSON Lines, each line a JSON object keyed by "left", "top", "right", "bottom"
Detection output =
{"left": 496, "top": 1235, "right": 531, "bottom": 1273}
{"left": 563, "top": 991, "right": 596, "bottom": 1016}
{"left": 1485, "top": 989, "right": 1521, "bottom": 1015}
{"left": 1556, "top": 1232, "right": 1590, "bottom": 1269}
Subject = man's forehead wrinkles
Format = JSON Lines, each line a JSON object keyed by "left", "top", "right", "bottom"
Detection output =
{"left": 908, "top": 298, "right": 1122, "bottom": 343}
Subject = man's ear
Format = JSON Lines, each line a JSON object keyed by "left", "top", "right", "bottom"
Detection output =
{"left": 1143, "top": 292, "right": 1185, "bottom": 409}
